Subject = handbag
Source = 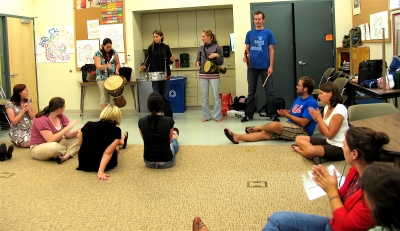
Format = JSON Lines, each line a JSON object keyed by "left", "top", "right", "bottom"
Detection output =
{"left": 358, "top": 60, "right": 385, "bottom": 85}
{"left": 81, "top": 64, "right": 97, "bottom": 82}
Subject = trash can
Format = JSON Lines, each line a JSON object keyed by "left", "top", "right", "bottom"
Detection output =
{"left": 137, "top": 77, "right": 153, "bottom": 113}
{"left": 169, "top": 76, "right": 186, "bottom": 113}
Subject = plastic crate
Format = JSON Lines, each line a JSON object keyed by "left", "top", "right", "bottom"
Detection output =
{"left": 168, "top": 76, "right": 186, "bottom": 113}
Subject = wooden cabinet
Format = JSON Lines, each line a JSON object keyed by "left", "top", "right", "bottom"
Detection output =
{"left": 160, "top": 13, "right": 179, "bottom": 48}
{"left": 196, "top": 10, "right": 216, "bottom": 47}
{"left": 199, "top": 69, "right": 236, "bottom": 106}
{"left": 336, "top": 46, "right": 370, "bottom": 75}
{"left": 178, "top": 12, "right": 197, "bottom": 48}
{"left": 142, "top": 13, "right": 160, "bottom": 48}
{"left": 215, "top": 9, "right": 234, "bottom": 46}
{"left": 176, "top": 70, "right": 198, "bottom": 106}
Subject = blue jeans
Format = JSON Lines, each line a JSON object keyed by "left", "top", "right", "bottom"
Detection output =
{"left": 199, "top": 78, "right": 222, "bottom": 120}
{"left": 152, "top": 80, "right": 173, "bottom": 117}
{"left": 144, "top": 139, "right": 179, "bottom": 169}
{"left": 246, "top": 68, "right": 277, "bottom": 118}
{"left": 262, "top": 211, "right": 333, "bottom": 231}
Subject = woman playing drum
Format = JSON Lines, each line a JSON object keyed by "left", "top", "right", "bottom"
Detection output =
{"left": 196, "top": 29, "right": 224, "bottom": 122}
{"left": 94, "top": 38, "right": 120, "bottom": 110}
{"left": 140, "top": 30, "right": 175, "bottom": 118}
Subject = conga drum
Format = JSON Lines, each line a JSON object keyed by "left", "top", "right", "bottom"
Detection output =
{"left": 104, "top": 75, "right": 127, "bottom": 108}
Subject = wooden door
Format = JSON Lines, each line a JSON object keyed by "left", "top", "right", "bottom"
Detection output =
{"left": 160, "top": 13, "right": 179, "bottom": 48}
{"left": 7, "top": 17, "right": 38, "bottom": 112}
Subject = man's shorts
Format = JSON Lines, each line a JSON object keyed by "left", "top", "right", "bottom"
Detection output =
{"left": 270, "top": 122, "right": 309, "bottom": 140}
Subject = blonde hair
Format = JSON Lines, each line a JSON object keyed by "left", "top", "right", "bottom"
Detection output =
{"left": 99, "top": 105, "right": 122, "bottom": 126}
{"left": 203, "top": 29, "right": 217, "bottom": 44}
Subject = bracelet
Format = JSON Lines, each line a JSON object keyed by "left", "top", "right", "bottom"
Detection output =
{"left": 329, "top": 195, "right": 340, "bottom": 202}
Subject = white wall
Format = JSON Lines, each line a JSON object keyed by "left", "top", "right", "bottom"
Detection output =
{"left": 1, "top": 0, "right": 362, "bottom": 113}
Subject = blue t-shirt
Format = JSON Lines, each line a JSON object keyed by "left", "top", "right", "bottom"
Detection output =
{"left": 288, "top": 95, "right": 319, "bottom": 135}
{"left": 244, "top": 28, "right": 275, "bottom": 69}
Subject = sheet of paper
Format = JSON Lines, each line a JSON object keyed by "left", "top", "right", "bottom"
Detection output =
{"left": 359, "top": 24, "right": 366, "bottom": 41}
{"left": 365, "top": 23, "right": 371, "bottom": 41}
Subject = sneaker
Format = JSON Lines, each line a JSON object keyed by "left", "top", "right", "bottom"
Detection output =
{"left": 272, "top": 117, "right": 280, "bottom": 122}
{"left": 241, "top": 116, "right": 251, "bottom": 122}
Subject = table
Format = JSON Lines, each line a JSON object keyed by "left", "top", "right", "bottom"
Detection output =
{"left": 350, "top": 113, "right": 400, "bottom": 167}
{"left": 347, "top": 81, "right": 400, "bottom": 108}
{"left": 78, "top": 81, "right": 139, "bottom": 116}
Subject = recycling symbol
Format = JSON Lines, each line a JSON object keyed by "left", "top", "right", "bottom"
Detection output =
{"left": 169, "top": 90, "right": 176, "bottom": 98}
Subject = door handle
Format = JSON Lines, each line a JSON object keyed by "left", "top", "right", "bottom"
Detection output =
{"left": 10, "top": 73, "right": 19, "bottom": 77}
{"left": 298, "top": 61, "right": 307, "bottom": 67}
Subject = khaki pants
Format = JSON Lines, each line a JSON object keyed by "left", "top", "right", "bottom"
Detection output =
{"left": 30, "top": 136, "right": 80, "bottom": 160}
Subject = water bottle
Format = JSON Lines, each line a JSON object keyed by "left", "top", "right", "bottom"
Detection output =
{"left": 396, "top": 68, "right": 400, "bottom": 89}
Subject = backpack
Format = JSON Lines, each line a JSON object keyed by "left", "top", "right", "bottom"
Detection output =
{"left": 342, "top": 26, "right": 362, "bottom": 48}
{"left": 81, "top": 64, "right": 97, "bottom": 82}
{"left": 232, "top": 96, "right": 246, "bottom": 111}
{"left": 258, "top": 98, "right": 285, "bottom": 117}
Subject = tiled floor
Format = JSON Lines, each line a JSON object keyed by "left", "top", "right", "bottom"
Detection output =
{"left": 0, "top": 109, "right": 311, "bottom": 146}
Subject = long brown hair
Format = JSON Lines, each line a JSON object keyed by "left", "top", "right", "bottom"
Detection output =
{"left": 319, "top": 82, "right": 343, "bottom": 107}
{"left": 202, "top": 29, "right": 218, "bottom": 44}
{"left": 35, "top": 97, "right": 65, "bottom": 118}
{"left": 147, "top": 92, "right": 164, "bottom": 130}
{"left": 10, "top": 84, "right": 27, "bottom": 105}
{"left": 150, "top": 30, "right": 164, "bottom": 51}
{"left": 100, "top": 38, "right": 115, "bottom": 59}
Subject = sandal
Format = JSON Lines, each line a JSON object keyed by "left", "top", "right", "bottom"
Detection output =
{"left": 245, "top": 126, "right": 257, "bottom": 134}
{"left": 224, "top": 128, "right": 238, "bottom": 144}
{"left": 216, "top": 118, "right": 222, "bottom": 122}
{"left": 122, "top": 131, "right": 128, "bottom": 149}
{"left": 173, "top": 127, "right": 179, "bottom": 137}
{"left": 291, "top": 144, "right": 299, "bottom": 150}
{"left": 6, "top": 145, "right": 14, "bottom": 159}
{"left": 0, "top": 143, "right": 6, "bottom": 161}
{"left": 193, "top": 217, "right": 206, "bottom": 231}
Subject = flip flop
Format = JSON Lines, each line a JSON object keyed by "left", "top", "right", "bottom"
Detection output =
{"left": 6, "top": 145, "right": 13, "bottom": 159}
{"left": 291, "top": 144, "right": 299, "bottom": 150}
{"left": 245, "top": 126, "right": 257, "bottom": 134}
{"left": 224, "top": 128, "right": 238, "bottom": 144}
{"left": 122, "top": 131, "right": 128, "bottom": 149}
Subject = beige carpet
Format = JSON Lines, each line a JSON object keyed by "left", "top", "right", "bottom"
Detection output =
{"left": 0, "top": 142, "right": 347, "bottom": 231}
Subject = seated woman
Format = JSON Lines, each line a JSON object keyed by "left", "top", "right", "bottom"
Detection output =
{"left": 138, "top": 92, "right": 179, "bottom": 168}
{"left": 362, "top": 162, "right": 400, "bottom": 231}
{"left": 293, "top": 82, "right": 348, "bottom": 164}
{"left": 262, "top": 126, "right": 389, "bottom": 231}
{"left": 30, "top": 97, "right": 80, "bottom": 164}
{"left": 5, "top": 84, "right": 36, "bottom": 148}
{"left": 76, "top": 105, "right": 128, "bottom": 180}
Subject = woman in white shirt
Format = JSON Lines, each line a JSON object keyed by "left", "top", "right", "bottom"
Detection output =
{"left": 292, "top": 82, "right": 348, "bottom": 164}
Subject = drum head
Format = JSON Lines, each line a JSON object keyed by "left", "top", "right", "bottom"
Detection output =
{"left": 204, "top": 61, "right": 211, "bottom": 72}
{"left": 104, "top": 75, "right": 123, "bottom": 91}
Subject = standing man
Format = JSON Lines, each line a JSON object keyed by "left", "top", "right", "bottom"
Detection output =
{"left": 242, "top": 11, "right": 279, "bottom": 122}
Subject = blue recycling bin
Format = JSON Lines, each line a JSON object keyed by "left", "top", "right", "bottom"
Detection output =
{"left": 168, "top": 76, "right": 186, "bottom": 113}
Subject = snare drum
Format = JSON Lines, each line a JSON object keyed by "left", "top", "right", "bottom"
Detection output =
{"left": 204, "top": 61, "right": 218, "bottom": 73}
{"left": 145, "top": 72, "right": 167, "bottom": 81}
{"left": 104, "top": 75, "right": 127, "bottom": 108}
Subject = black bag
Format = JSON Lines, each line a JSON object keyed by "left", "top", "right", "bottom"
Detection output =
{"left": 358, "top": 60, "right": 386, "bottom": 85}
{"left": 119, "top": 67, "right": 132, "bottom": 82}
{"left": 342, "top": 26, "right": 362, "bottom": 48}
{"left": 258, "top": 98, "right": 285, "bottom": 117}
{"left": 232, "top": 96, "right": 246, "bottom": 111}
{"left": 81, "top": 64, "right": 97, "bottom": 82}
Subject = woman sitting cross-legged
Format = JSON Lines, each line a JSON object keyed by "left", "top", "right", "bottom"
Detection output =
{"left": 262, "top": 126, "right": 389, "bottom": 231}
{"left": 138, "top": 92, "right": 179, "bottom": 169}
{"left": 30, "top": 97, "right": 80, "bottom": 164}
{"left": 76, "top": 105, "right": 128, "bottom": 180}
{"left": 293, "top": 82, "right": 348, "bottom": 164}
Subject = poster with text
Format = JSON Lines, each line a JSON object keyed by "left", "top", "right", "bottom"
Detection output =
{"left": 101, "top": 0, "right": 123, "bottom": 24}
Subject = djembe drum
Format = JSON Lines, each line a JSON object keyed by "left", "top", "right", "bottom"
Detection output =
{"left": 104, "top": 75, "right": 127, "bottom": 108}
{"left": 204, "top": 60, "right": 227, "bottom": 74}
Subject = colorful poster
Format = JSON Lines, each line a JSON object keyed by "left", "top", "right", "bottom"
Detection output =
{"left": 36, "top": 26, "right": 74, "bottom": 63}
{"left": 101, "top": 0, "right": 123, "bottom": 24}
{"left": 76, "top": 39, "right": 100, "bottom": 68}
{"left": 87, "top": 20, "right": 100, "bottom": 39}
{"left": 99, "top": 24, "right": 124, "bottom": 51}
{"left": 76, "top": 0, "right": 101, "bottom": 9}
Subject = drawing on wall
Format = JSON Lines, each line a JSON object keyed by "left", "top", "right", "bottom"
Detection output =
{"left": 353, "top": 0, "right": 360, "bottom": 15}
{"left": 370, "top": 11, "right": 389, "bottom": 40}
{"left": 99, "top": 24, "right": 124, "bottom": 51}
{"left": 393, "top": 13, "right": 400, "bottom": 55}
{"left": 36, "top": 26, "right": 75, "bottom": 63}
{"left": 87, "top": 20, "right": 100, "bottom": 39}
{"left": 101, "top": 0, "right": 123, "bottom": 24}
{"left": 76, "top": 39, "right": 100, "bottom": 68}
{"left": 76, "top": 0, "right": 101, "bottom": 9}
{"left": 390, "top": 0, "right": 400, "bottom": 10}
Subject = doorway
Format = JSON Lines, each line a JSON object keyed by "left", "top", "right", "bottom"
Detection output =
{"left": 251, "top": 1, "right": 335, "bottom": 110}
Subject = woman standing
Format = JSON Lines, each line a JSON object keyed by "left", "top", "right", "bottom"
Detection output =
{"left": 5, "top": 84, "right": 35, "bottom": 148}
{"left": 293, "top": 82, "right": 348, "bottom": 164}
{"left": 138, "top": 92, "right": 179, "bottom": 168}
{"left": 140, "top": 30, "right": 175, "bottom": 118}
{"left": 196, "top": 29, "right": 224, "bottom": 122}
{"left": 263, "top": 126, "right": 389, "bottom": 231}
{"left": 94, "top": 38, "right": 120, "bottom": 110}
{"left": 30, "top": 97, "right": 80, "bottom": 164}
{"left": 77, "top": 105, "right": 128, "bottom": 180}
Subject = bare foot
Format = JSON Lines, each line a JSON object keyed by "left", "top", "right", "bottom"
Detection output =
{"left": 216, "top": 118, "right": 222, "bottom": 122}
{"left": 202, "top": 118, "right": 208, "bottom": 122}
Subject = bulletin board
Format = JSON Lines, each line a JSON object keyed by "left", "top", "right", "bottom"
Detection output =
{"left": 73, "top": 0, "right": 126, "bottom": 70}
{"left": 353, "top": 0, "right": 390, "bottom": 43}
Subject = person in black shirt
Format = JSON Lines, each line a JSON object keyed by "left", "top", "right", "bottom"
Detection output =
{"left": 138, "top": 92, "right": 179, "bottom": 168}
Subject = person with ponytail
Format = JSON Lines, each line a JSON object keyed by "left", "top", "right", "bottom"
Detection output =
{"left": 196, "top": 29, "right": 224, "bottom": 122}
{"left": 263, "top": 126, "right": 390, "bottom": 231}
{"left": 138, "top": 92, "right": 179, "bottom": 168}
{"left": 140, "top": 30, "right": 175, "bottom": 118}
{"left": 30, "top": 97, "right": 80, "bottom": 164}
{"left": 5, "top": 84, "right": 35, "bottom": 148}
{"left": 94, "top": 38, "right": 120, "bottom": 110}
